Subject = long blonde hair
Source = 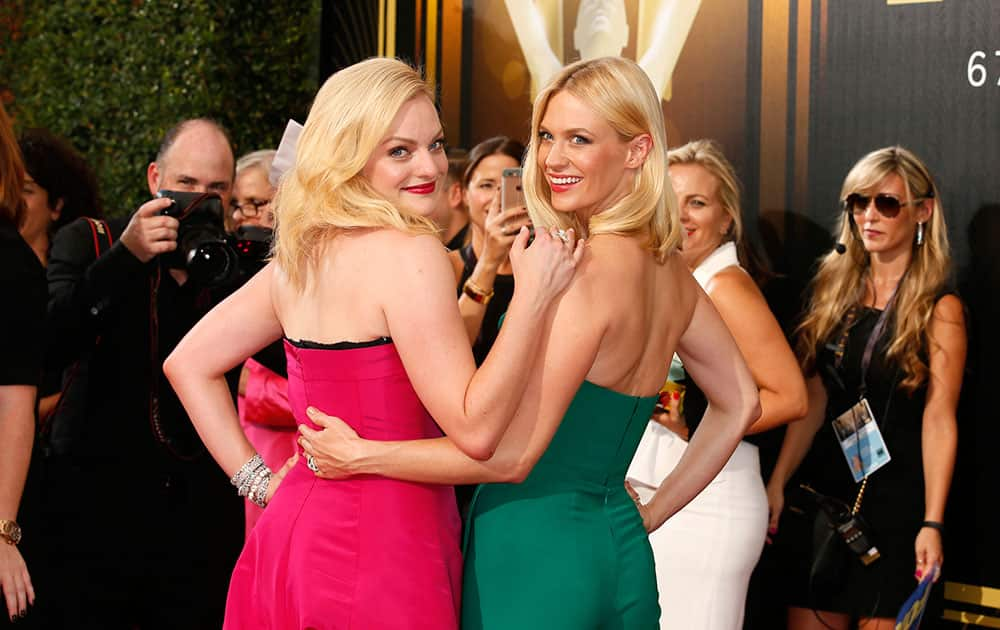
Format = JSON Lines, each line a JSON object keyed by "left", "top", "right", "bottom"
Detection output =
{"left": 797, "top": 146, "right": 950, "bottom": 392}
{"left": 272, "top": 58, "right": 438, "bottom": 290}
{"left": 522, "top": 56, "right": 681, "bottom": 262}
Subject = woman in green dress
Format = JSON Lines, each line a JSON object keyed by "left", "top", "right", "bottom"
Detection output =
{"left": 298, "top": 56, "right": 761, "bottom": 628}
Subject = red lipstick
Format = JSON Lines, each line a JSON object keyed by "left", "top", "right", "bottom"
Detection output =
{"left": 403, "top": 182, "right": 436, "bottom": 195}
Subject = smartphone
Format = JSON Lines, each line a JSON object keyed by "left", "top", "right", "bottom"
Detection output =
{"left": 501, "top": 167, "right": 524, "bottom": 213}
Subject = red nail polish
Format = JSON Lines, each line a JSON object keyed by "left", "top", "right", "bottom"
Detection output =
{"left": 915, "top": 570, "right": 923, "bottom": 579}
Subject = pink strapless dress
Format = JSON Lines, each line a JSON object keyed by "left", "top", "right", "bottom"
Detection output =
{"left": 223, "top": 338, "right": 463, "bottom": 629}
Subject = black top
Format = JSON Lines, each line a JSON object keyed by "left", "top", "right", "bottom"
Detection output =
{"left": 286, "top": 336, "right": 392, "bottom": 350}
{"left": 445, "top": 223, "right": 469, "bottom": 251}
{"left": 46, "top": 215, "right": 228, "bottom": 468}
{"left": 0, "top": 221, "right": 46, "bottom": 386}
{"left": 458, "top": 243, "right": 515, "bottom": 366}
{"left": 797, "top": 305, "right": 927, "bottom": 530}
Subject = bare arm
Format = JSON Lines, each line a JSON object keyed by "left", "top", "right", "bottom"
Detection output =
{"left": 301, "top": 248, "right": 607, "bottom": 485}
{"left": 385, "top": 228, "right": 581, "bottom": 460}
{"left": 164, "top": 263, "right": 284, "bottom": 481}
{"left": 641, "top": 288, "right": 761, "bottom": 530}
{"left": 0, "top": 385, "right": 37, "bottom": 617}
{"left": 708, "top": 270, "right": 807, "bottom": 434}
{"left": 764, "top": 372, "right": 827, "bottom": 532}
{"left": 916, "top": 295, "right": 964, "bottom": 578}
{"left": 456, "top": 205, "right": 532, "bottom": 345}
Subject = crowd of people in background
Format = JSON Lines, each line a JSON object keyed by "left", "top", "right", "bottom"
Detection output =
{"left": 0, "top": 51, "right": 964, "bottom": 630}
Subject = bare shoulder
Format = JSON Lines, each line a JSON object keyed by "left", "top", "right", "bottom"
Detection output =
{"left": 707, "top": 266, "right": 766, "bottom": 312}
{"left": 931, "top": 293, "right": 964, "bottom": 324}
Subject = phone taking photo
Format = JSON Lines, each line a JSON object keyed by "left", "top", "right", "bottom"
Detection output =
{"left": 501, "top": 167, "right": 524, "bottom": 213}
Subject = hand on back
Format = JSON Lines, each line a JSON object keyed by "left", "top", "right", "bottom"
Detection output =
{"left": 508, "top": 225, "right": 585, "bottom": 309}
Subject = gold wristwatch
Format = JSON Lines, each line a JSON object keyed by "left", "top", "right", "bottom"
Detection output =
{"left": 0, "top": 519, "right": 22, "bottom": 545}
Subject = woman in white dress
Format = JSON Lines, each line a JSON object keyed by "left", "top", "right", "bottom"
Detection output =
{"left": 626, "top": 139, "right": 807, "bottom": 628}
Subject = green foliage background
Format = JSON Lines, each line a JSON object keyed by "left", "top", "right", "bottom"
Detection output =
{"left": 1, "top": 1, "right": 320, "bottom": 215}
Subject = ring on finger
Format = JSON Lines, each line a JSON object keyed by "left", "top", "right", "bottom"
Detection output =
{"left": 306, "top": 454, "right": 320, "bottom": 473}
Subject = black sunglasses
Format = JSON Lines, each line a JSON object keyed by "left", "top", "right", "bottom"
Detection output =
{"left": 842, "top": 193, "right": 931, "bottom": 219}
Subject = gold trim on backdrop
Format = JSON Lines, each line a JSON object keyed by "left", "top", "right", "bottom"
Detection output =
{"left": 793, "top": 0, "right": 811, "bottom": 211}
{"left": 759, "top": 0, "right": 789, "bottom": 214}
{"left": 416, "top": 0, "right": 424, "bottom": 59}
{"left": 942, "top": 610, "right": 1000, "bottom": 628}
{"left": 945, "top": 581, "right": 1000, "bottom": 608}
{"left": 387, "top": 0, "right": 397, "bottom": 58}
{"left": 440, "top": 0, "right": 462, "bottom": 144}
{"left": 426, "top": 0, "right": 439, "bottom": 88}
{"left": 378, "top": 0, "right": 385, "bottom": 55}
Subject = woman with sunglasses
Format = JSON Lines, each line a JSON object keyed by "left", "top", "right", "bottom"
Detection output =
{"left": 767, "top": 146, "right": 964, "bottom": 629}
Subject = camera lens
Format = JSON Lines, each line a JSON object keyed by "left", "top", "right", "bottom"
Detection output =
{"left": 186, "top": 240, "right": 238, "bottom": 286}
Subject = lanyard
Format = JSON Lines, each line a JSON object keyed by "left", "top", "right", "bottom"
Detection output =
{"left": 833, "top": 268, "right": 908, "bottom": 399}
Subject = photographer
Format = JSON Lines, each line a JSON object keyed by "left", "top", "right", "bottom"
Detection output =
{"left": 40, "top": 118, "right": 243, "bottom": 629}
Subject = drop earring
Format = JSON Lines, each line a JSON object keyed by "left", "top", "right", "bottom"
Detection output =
{"left": 916, "top": 222, "right": 925, "bottom": 246}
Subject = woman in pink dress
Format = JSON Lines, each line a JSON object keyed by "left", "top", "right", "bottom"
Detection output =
{"left": 164, "top": 58, "right": 581, "bottom": 630}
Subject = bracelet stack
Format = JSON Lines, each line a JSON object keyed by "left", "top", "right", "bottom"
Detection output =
{"left": 231, "top": 453, "right": 273, "bottom": 509}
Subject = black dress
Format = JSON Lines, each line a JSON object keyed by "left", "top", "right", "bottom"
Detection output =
{"left": 0, "top": 221, "right": 46, "bottom": 386}
{"left": 781, "top": 305, "right": 931, "bottom": 618}
{"left": 457, "top": 243, "right": 514, "bottom": 367}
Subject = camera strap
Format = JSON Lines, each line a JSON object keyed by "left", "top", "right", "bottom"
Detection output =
{"left": 39, "top": 218, "right": 113, "bottom": 438}
{"left": 147, "top": 266, "right": 204, "bottom": 461}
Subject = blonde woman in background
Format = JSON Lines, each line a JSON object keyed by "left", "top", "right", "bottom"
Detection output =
{"left": 165, "top": 58, "right": 582, "bottom": 629}
{"left": 769, "top": 147, "right": 963, "bottom": 629}
{"left": 626, "top": 139, "right": 807, "bottom": 629}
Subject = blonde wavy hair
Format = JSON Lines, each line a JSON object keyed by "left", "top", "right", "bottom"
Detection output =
{"left": 522, "top": 56, "right": 681, "bottom": 262}
{"left": 667, "top": 137, "right": 745, "bottom": 244}
{"left": 797, "top": 146, "right": 950, "bottom": 392}
{"left": 272, "top": 58, "right": 438, "bottom": 290}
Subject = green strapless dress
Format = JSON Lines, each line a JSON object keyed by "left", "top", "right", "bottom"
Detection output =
{"left": 462, "top": 380, "right": 660, "bottom": 629}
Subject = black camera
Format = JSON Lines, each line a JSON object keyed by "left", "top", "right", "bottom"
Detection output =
{"left": 157, "top": 190, "right": 239, "bottom": 286}
{"left": 227, "top": 224, "right": 273, "bottom": 277}
{"left": 801, "top": 484, "right": 880, "bottom": 566}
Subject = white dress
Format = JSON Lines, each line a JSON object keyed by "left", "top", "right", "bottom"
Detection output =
{"left": 626, "top": 241, "right": 769, "bottom": 630}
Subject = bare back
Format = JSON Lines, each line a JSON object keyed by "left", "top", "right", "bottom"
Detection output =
{"left": 272, "top": 229, "right": 428, "bottom": 344}
{"left": 582, "top": 235, "right": 700, "bottom": 397}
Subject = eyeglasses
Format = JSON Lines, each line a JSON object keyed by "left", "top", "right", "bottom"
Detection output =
{"left": 842, "top": 193, "right": 930, "bottom": 219}
{"left": 230, "top": 198, "right": 271, "bottom": 217}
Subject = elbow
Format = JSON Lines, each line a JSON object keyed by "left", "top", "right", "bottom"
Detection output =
{"left": 162, "top": 351, "right": 180, "bottom": 386}
{"left": 787, "top": 388, "right": 809, "bottom": 423}
{"left": 504, "top": 458, "right": 534, "bottom": 484}
{"left": 453, "top": 433, "right": 497, "bottom": 462}
{"left": 495, "top": 454, "right": 534, "bottom": 484}
{"left": 741, "top": 390, "right": 762, "bottom": 434}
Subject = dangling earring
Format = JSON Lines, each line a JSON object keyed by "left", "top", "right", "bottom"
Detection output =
{"left": 916, "top": 222, "right": 925, "bottom": 246}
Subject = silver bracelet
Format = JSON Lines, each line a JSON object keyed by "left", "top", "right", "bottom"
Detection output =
{"left": 247, "top": 466, "right": 273, "bottom": 509}
{"left": 231, "top": 453, "right": 266, "bottom": 498}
